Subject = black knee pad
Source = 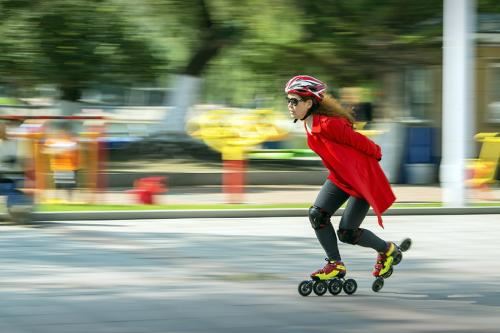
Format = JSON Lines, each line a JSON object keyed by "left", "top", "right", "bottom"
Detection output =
{"left": 337, "top": 228, "right": 364, "bottom": 244}
{"left": 308, "top": 206, "right": 332, "bottom": 230}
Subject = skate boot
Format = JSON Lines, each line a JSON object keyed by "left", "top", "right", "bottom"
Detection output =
{"left": 298, "top": 259, "right": 357, "bottom": 296}
{"left": 372, "top": 242, "right": 400, "bottom": 278}
{"left": 371, "top": 238, "right": 412, "bottom": 292}
{"left": 311, "top": 259, "right": 346, "bottom": 281}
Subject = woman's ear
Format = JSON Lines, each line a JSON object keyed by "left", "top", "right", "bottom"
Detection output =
{"left": 306, "top": 99, "right": 314, "bottom": 110}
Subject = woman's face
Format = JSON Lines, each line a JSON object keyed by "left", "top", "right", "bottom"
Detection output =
{"left": 287, "top": 94, "right": 312, "bottom": 121}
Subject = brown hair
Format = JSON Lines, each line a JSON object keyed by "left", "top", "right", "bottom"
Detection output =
{"left": 312, "top": 94, "right": 355, "bottom": 123}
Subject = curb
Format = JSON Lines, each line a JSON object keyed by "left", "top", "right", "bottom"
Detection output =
{"left": 32, "top": 206, "right": 500, "bottom": 221}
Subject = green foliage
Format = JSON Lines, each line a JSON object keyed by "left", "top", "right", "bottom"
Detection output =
{"left": 0, "top": 0, "right": 167, "bottom": 99}
{"left": 201, "top": 0, "right": 445, "bottom": 106}
{"left": 2, "top": 0, "right": 497, "bottom": 106}
{"left": 479, "top": 0, "right": 500, "bottom": 12}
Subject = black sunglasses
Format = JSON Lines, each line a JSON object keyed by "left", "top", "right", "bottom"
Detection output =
{"left": 286, "top": 97, "right": 303, "bottom": 106}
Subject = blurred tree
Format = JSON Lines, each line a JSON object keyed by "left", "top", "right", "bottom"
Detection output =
{"left": 7, "top": 0, "right": 441, "bottom": 126}
{"left": 139, "top": 0, "right": 246, "bottom": 134}
{"left": 478, "top": 0, "right": 500, "bottom": 12}
{"left": 0, "top": 0, "right": 167, "bottom": 109}
{"left": 203, "top": 0, "right": 445, "bottom": 108}
{"left": 299, "top": 0, "right": 444, "bottom": 83}
{"left": 2, "top": 0, "right": 500, "bottom": 116}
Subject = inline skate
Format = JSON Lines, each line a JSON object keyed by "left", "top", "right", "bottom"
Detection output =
{"left": 371, "top": 238, "right": 412, "bottom": 292}
{"left": 298, "top": 259, "right": 357, "bottom": 296}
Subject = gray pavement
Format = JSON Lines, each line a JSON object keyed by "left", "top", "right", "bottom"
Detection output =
{"left": 1, "top": 215, "right": 500, "bottom": 332}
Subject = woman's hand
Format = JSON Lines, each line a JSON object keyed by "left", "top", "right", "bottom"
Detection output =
{"left": 375, "top": 145, "right": 382, "bottom": 161}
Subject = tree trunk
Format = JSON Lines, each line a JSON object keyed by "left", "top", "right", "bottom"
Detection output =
{"left": 161, "top": 74, "right": 202, "bottom": 134}
{"left": 58, "top": 86, "right": 82, "bottom": 116}
{"left": 157, "top": 0, "right": 227, "bottom": 135}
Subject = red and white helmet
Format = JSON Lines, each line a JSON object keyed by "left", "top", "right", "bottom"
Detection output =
{"left": 284, "top": 75, "right": 326, "bottom": 102}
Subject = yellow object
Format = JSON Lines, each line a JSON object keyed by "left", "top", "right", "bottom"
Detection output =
{"left": 188, "top": 108, "right": 290, "bottom": 203}
{"left": 188, "top": 108, "right": 290, "bottom": 160}
{"left": 356, "top": 129, "right": 383, "bottom": 138}
{"left": 354, "top": 121, "right": 367, "bottom": 130}
{"left": 354, "top": 122, "right": 384, "bottom": 138}
{"left": 221, "top": 146, "right": 245, "bottom": 161}
{"left": 466, "top": 133, "right": 500, "bottom": 188}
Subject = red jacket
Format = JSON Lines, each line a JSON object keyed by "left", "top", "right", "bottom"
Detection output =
{"left": 306, "top": 114, "right": 396, "bottom": 227}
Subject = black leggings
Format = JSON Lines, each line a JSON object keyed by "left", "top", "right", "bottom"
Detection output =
{"left": 312, "top": 179, "right": 387, "bottom": 261}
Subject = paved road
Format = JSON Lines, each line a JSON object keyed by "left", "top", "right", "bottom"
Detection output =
{"left": 1, "top": 215, "right": 499, "bottom": 333}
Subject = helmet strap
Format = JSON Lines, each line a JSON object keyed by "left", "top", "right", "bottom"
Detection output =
{"left": 300, "top": 111, "right": 311, "bottom": 121}
{"left": 291, "top": 100, "right": 319, "bottom": 123}
{"left": 300, "top": 102, "right": 319, "bottom": 121}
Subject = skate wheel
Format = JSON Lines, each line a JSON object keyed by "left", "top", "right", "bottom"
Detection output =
{"left": 343, "top": 279, "right": 357, "bottom": 295}
{"left": 328, "top": 278, "right": 343, "bottom": 295}
{"left": 381, "top": 267, "right": 393, "bottom": 279}
{"left": 313, "top": 281, "right": 328, "bottom": 296}
{"left": 298, "top": 280, "right": 313, "bottom": 296}
{"left": 393, "top": 252, "right": 403, "bottom": 266}
{"left": 399, "top": 238, "right": 412, "bottom": 252}
{"left": 372, "top": 277, "right": 384, "bottom": 292}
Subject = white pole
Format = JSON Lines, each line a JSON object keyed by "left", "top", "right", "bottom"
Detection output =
{"left": 441, "top": 0, "right": 475, "bottom": 207}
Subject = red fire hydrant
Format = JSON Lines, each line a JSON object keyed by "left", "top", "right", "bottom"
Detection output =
{"left": 131, "top": 176, "right": 167, "bottom": 204}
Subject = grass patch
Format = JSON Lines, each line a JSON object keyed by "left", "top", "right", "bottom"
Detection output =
{"left": 36, "top": 201, "right": 499, "bottom": 212}
{"left": 37, "top": 203, "right": 309, "bottom": 212}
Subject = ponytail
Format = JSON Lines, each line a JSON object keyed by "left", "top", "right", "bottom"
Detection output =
{"left": 315, "top": 94, "right": 355, "bottom": 124}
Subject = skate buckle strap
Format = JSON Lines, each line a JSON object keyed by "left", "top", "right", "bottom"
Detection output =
{"left": 385, "top": 242, "right": 396, "bottom": 256}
